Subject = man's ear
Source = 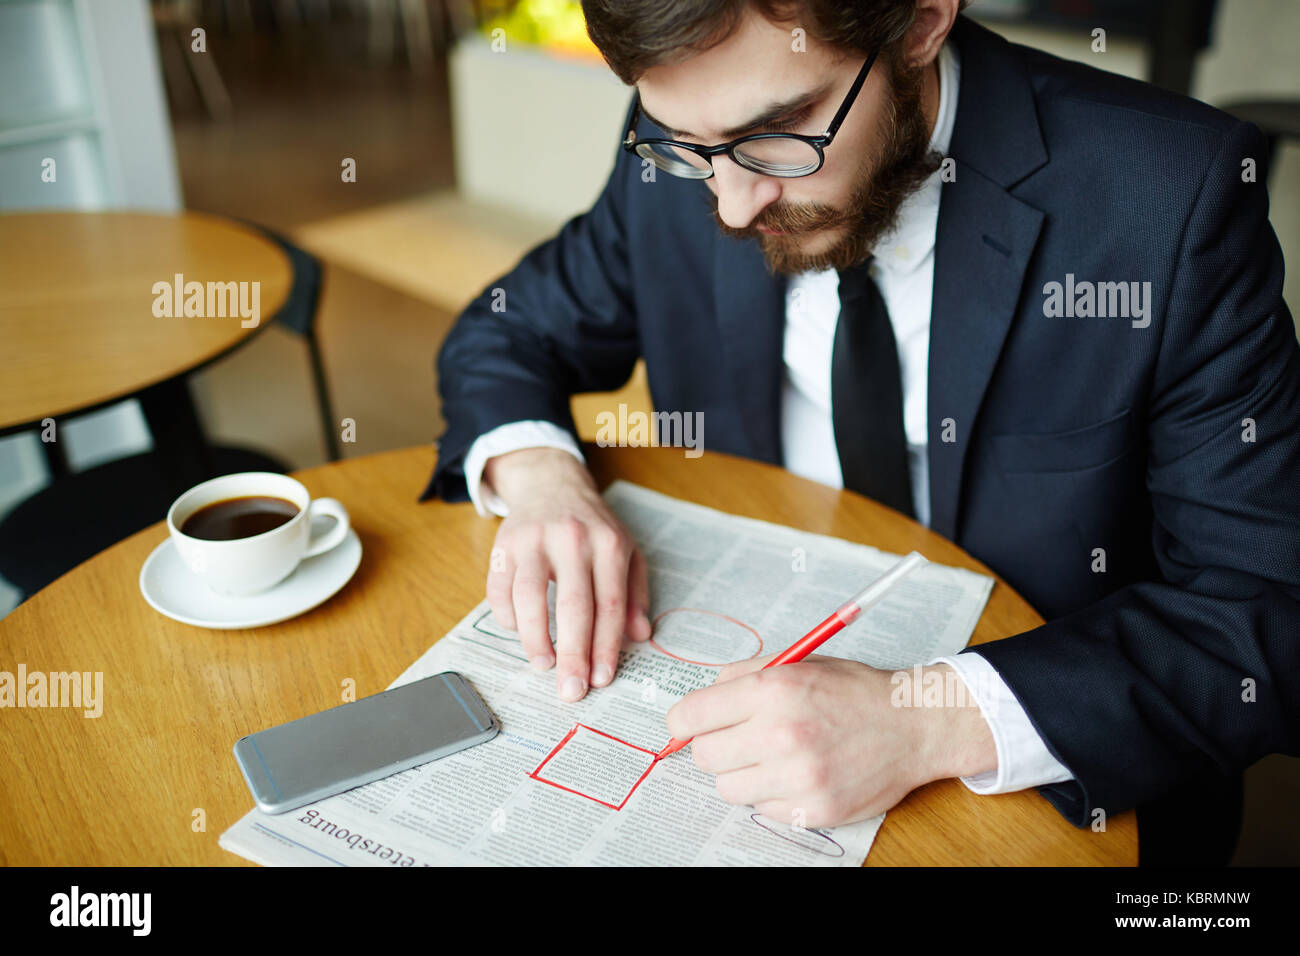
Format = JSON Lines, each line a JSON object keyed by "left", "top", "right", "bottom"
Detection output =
{"left": 902, "top": 0, "right": 960, "bottom": 69}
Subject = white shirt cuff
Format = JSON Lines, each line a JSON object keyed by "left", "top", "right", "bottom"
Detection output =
{"left": 463, "top": 421, "right": 586, "bottom": 517}
{"left": 926, "top": 652, "right": 1075, "bottom": 794}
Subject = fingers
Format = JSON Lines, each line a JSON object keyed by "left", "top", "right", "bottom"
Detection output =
{"left": 486, "top": 494, "right": 648, "bottom": 702}
{"left": 688, "top": 723, "right": 762, "bottom": 776}
{"left": 666, "top": 674, "right": 760, "bottom": 740}
{"left": 485, "top": 545, "right": 517, "bottom": 631}
{"left": 511, "top": 549, "right": 555, "bottom": 670}
{"left": 625, "top": 547, "right": 652, "bottom": 642}
{"left": 715, "top": 651, "right": 839, "bottom": 684}
{"left": 715, "top": 652, "right": 780, "bottom": 685}
{"left": 712, "top": 763, "right": 784, "bottom": 811}
{"left": 589, "top": 526, "right": 632, "bottom": 688}
{"left": 550, "top": 520, "right": 595, "bottom": 702}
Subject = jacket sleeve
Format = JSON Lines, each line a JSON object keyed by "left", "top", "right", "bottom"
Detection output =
{"left": 970, "top": 118, "right": 1300, "bottom": 825}
{"left": 421, "top": 100, "right": 641, "bottom": 503}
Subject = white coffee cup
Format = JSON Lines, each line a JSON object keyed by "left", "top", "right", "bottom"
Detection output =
{"left": 167, "top": 472, "right": 350, "bottom": 595}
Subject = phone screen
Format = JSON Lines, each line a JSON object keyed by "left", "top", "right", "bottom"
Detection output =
{"left": 234, "top": 671, "right": 497, "bottom": 813}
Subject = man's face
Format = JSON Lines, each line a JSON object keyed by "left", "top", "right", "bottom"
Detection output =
{"left": 636, "top": 7, "right": 940, "bottom": 274}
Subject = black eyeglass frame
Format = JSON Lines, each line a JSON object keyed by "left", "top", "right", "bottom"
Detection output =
{"left": 621, "top": 47, "right": 881, "bottom": 180}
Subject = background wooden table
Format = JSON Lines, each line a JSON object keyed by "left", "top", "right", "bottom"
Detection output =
{"left": 0, "top": 210, "right": 292, "bottom": 431}
{"left": 0, "top": 444, "right": 1136, "bottom": 865}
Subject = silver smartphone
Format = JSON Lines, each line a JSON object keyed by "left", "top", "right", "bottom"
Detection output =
{"left": 233, "top": 671, "right": 499, "bottom": 814}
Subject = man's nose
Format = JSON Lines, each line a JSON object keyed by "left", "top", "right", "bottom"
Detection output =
{"left": 711, "top": 156, "right": 781, "bottom": 229}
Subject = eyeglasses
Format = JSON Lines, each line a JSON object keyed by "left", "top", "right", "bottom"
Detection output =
{"left": 622, "top": 48, "right": 879, "bottom": 180}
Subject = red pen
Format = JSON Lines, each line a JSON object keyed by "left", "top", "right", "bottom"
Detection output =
{"left": 654, "top": 550, "right": 929, "bottom": 760}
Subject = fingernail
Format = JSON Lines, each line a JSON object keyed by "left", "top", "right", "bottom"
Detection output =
{"left": 560, "top": 676, "right": 586, "bottom": 701}
{"left": 593, "top": 664, "right": 612, "bottom": 686}
{"left": 531, "top": 655, "right": 554, "bottom": 671}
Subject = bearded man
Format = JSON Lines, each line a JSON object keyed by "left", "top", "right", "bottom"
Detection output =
{"left": 422, "top": 0, "right": 1300, "bottom": 866}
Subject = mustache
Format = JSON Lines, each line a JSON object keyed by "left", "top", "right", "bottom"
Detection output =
{"left": 711, "top": 195, "right": 853, "bottom": 240}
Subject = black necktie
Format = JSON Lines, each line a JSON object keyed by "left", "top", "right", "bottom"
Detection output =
{"left": 831, "top": 257, "right": 916, "bottom": 519}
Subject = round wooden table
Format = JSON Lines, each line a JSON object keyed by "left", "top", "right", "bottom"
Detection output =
{"left": 0, "top": 210, "right": 293, "bottom": 432}
{"left": 0, "top": 444, "right": 1137, "bottom": 865}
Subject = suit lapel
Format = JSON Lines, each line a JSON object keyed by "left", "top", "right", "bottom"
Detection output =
{"left": 926, "top": 16, "right": 1048, "bottom": 539}
{"left": 928, "top": 174, "right": 1044, "bottom": 539}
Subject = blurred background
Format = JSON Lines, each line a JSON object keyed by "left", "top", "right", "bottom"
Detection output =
{"left": 0, "top": 0, "right": 1297, "bottom": 863}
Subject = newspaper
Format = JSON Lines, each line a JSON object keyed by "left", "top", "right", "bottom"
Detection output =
{"left": 220, "top": 481, "right": 994, "bottom": 866}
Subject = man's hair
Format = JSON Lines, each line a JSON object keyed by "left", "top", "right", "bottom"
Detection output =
{"left": 582, "top": 0, "right": 971, "bottom": 84}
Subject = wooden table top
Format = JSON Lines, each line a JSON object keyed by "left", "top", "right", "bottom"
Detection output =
{"left": 0, "top": 210, "right": 293, "bottom": 432}
{"left": 0, "top": 444, "right": 1136, "bottom": 866}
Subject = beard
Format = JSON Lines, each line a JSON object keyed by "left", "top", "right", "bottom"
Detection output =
{"left": 709, "top": 49, "right": 942, "bottom": 275}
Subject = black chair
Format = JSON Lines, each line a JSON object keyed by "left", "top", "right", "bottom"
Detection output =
{"left": 1218, "top": 99, "right": 1300, "bottom": 186}
{"left": 0, "top": 230, "right": 336, "bottom": 602}
{"left": 254, "top": 226, "right": 342, "bottom": 463}
{"left": 972, "top": 0, "right": 1218, "bottom": 97}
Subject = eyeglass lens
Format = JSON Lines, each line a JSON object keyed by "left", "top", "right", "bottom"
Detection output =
{"left": 635, "top": 137, "right": 822, "bottom": 179}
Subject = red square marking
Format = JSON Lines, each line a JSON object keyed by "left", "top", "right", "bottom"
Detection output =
{"left": 529, "top": 723, "right": 659, "bottom": 810}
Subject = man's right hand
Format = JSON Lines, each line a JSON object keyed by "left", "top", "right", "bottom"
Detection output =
{"left": 483, "top": 446, "right": 652, "bottom": 701}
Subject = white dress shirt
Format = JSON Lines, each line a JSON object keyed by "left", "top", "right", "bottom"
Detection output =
{"left": 458, "top": 41, "right": 1074, "bottom": 795}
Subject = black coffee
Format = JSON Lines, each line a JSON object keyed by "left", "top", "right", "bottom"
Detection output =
{"left": 180, "top": 495, "right": 299, "bottom": 541}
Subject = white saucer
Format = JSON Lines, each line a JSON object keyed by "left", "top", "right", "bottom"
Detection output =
{"left": 139, "top": 529, "right": 362, "bottom": 629}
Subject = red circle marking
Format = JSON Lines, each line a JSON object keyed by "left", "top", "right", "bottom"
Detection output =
{"left": 648, "top": 607, "right": 763, "bottom": 666}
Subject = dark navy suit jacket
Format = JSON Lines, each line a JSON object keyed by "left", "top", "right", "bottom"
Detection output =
{"left": 423, "top": 15, "right": 1300, "bottom": 853}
